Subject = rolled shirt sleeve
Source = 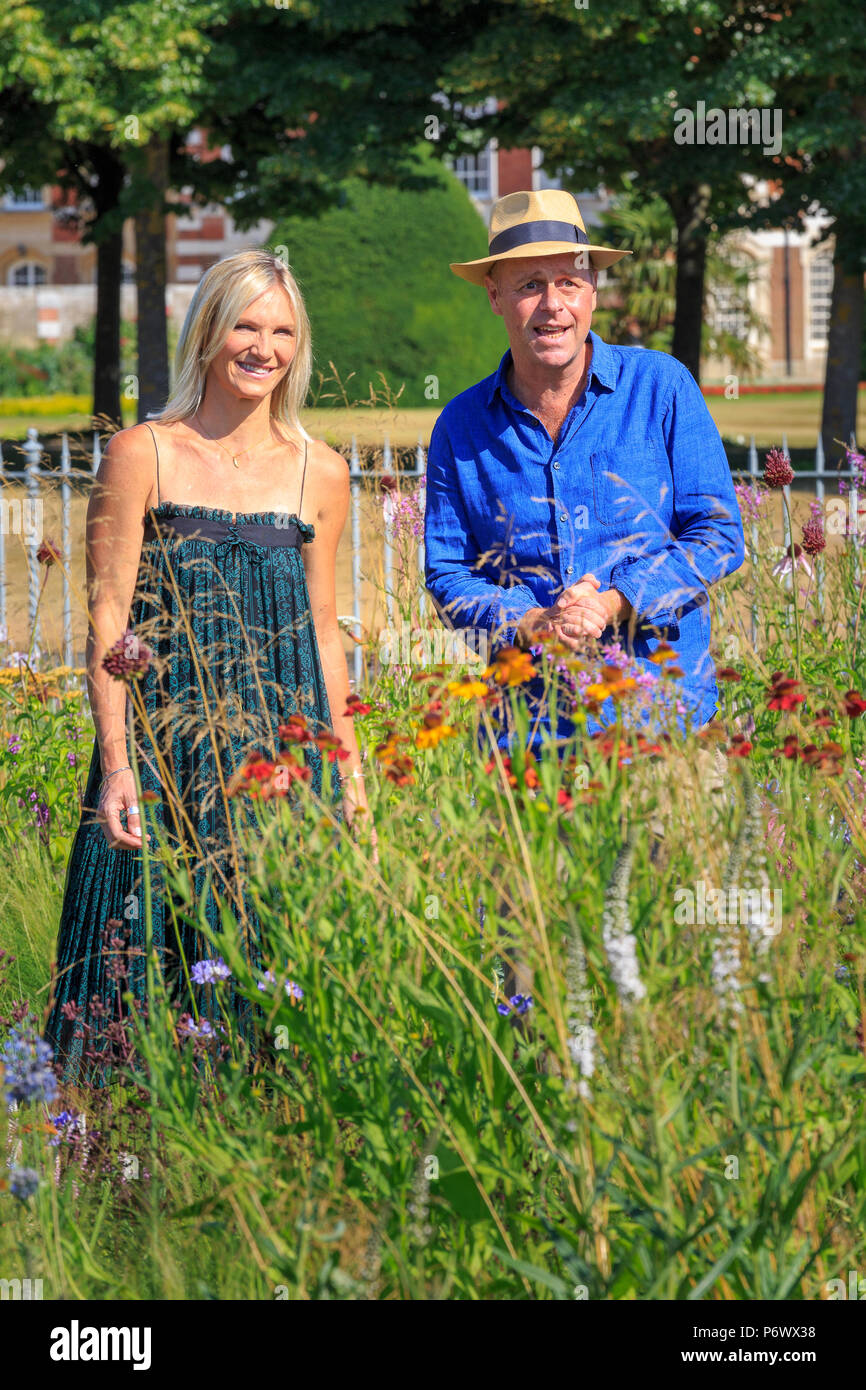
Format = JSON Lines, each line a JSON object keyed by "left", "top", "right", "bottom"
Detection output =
{"left": 608, "top": 362, "right": 745, "bottom": 642}
{"left": 424, "top": 417, "right": 541, "bottom": 651}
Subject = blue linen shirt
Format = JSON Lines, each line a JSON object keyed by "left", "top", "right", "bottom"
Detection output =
{"left": 423, "top": 329, "right": 745, "bottom": 754}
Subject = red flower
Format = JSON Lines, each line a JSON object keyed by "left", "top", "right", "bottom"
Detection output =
{"left": 764, "top": 447, "right": 794, "bottom": 488}
{"left": 843, "top": 690, "right": 866, "bottom": 718}
{"left": 774, "top": 734, "right": 802, "bottom": 760}
{"left": 800, "top": 741, "right": 844, "bottom": 774}
{"left": 557, "top": 787, "right": 575, "bottom": 811}
{"left": 314, "top": 729, "right": 351, "bottom": 762}
{"left": 767, "top": 675, "right": 805, "bottom": 711}
{"left": 813, "top": 708, "right": 834, "bottom": 729}
{"left": 278, "top": 713, "right": 313, "bottom": 743}
{"left": 37, "top": 536, "right": 62, "bottom": 567}
{"left": 343, "top": 694, "right": 372, "bottom": 716}
{"left": 716, "top": 667, "right": 742, "bottom": 682}
{"left": 726, "top": 734, "right": 753, "bottom": 757}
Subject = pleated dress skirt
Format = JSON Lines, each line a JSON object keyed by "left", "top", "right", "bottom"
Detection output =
{"left": 45, "top": 502, "right": 343, "bottom": 1085}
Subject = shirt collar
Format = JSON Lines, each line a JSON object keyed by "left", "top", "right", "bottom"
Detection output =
{"left": 486, "top": 328, "right": 617, "bottom": 409}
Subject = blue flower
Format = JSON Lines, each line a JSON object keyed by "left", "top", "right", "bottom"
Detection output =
{"left": 8, "top": 1166, "right": 39, "bottom": 1201}
{"left": 496, "top": 994, "right": 534, "bottom": 1017}
{"left": 191, "top": 957, "right": 232, "bottom": 984}
{"left": 257, "top": 971, "right": 303, "bottom": 1001}
{"left": 2, "top": 1028, "right": 58, "bottom": 1107}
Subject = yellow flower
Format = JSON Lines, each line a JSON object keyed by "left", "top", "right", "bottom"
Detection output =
{"left": 415, "top": 723, "right": 456, "bottom": 749}
{"left": 447, "top": 678, "right": 489, "bottom": 699}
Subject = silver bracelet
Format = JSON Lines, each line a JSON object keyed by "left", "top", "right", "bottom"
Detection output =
{"left": 100, "top": 765, "right": 131, "bottom": 788}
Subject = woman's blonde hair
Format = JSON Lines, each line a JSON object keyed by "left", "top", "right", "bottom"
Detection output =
{"left": 152, "top": 248, "right": 312, "bottom": 442}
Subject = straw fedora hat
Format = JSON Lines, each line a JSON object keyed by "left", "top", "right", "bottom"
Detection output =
{"left": 450, "top": 188, "right": 631, "bottom": 286}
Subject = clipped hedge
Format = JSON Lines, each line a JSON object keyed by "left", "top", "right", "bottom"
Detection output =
{"left": 273, "top": 152, "right": 508, "bottom": 409}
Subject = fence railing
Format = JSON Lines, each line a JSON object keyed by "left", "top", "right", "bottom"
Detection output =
{"left": 0, "top": 426, "right": 860, "bottom": 686}
{"left": 0, "top": 427, "right": 427, "bottom": 688}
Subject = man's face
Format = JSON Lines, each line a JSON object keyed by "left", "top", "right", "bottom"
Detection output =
{"left": 484, "top": 254, "right": 597, "bottom": 371}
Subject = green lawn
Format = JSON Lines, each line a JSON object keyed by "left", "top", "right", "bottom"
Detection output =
{"left": 1, "top": 390, "right": 863, "bottom": 451}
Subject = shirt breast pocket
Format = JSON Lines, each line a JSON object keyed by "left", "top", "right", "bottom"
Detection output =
{"left": 589, "top": 445, "right": 667, "bottom": 534}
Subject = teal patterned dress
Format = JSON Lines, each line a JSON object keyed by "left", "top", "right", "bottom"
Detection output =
{"left": 45, "top": 432, "right": 343, "bottom": 1085}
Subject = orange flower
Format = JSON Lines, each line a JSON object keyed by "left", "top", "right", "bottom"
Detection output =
{"left": 483, "top": 645, "right": 537, "bottom": 687}
{"left": 648, "top": 641, "right": 679, "bottom": 665}
{"left": 585, "top": 665, "right": 638, "bottom": 702}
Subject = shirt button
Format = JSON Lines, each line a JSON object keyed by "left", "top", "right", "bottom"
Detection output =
{"left": 566, "top": 565, "right": 574, "bottom": 575}
{"left": 559, "top": 512, "right": 567, "bottom": 522}
{"left": 552, "top": 460, "right": 560, "bottom": 469}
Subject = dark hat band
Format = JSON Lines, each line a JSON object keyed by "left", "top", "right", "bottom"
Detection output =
{"left": 487, "top": 219, "right": 590, "bottom": 256}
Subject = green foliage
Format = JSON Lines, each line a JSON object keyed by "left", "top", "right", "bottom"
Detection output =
{"left": 592, "top": 179, "right": 767, "bottom": 377}
{"left": 273, "top": 156, "right": 508, "bottom": 409}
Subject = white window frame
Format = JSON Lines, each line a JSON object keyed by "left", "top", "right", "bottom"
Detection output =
{"left": 3, "top": 186, "right": 46, "bottom": 211}
{"left": 7, "top": 260, "right": 48, "bottom": 286}
{"left": 807, "top": 248, "right": 834, "bottom": 346}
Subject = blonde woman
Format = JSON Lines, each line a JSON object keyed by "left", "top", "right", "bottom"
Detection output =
{"left": 46, "top": 249, "right": 370, "bottom": 1083}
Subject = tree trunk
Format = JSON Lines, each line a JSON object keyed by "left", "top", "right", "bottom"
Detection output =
{"left": 669, "top": 182, "right": 712, "bottom": 384}
{"left": 821, "top": 239, "right": 864, "bottom": 467}
{"left": 87, "top": 147, "right": 126, "bottom": 431}
{"left": 134, "top": 138, "right": 170, "bottom": 421}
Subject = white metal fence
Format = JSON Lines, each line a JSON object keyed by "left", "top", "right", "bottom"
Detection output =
{"left": 0, "top": 425, "right": 860, "bottom": 684}
{"left": 0, "top": 427, "right": 427, "bottom": 688}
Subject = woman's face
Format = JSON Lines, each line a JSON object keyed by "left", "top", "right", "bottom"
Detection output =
{"left": 209, "top": 284, "right": 296, "bottom": 402}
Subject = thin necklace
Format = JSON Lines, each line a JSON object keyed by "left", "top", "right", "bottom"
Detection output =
{"left": 194, "top": 410, "right": 273, "bottom": 469}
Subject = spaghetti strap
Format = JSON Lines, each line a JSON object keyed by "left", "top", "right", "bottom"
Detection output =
{"left": 144, "top": 422, "right": 161, "bottom": 506}
{"left": 297, "top": 437, "right": 308, "bottom": 519}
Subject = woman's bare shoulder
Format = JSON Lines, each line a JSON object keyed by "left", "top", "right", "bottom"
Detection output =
{"left": 307, "top": 436, "right": 349, "bottom": 478}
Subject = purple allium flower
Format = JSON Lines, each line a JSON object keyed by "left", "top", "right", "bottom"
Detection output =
{"left": 101, "top": 628, "right": 153, "bottom": 681}
{"left": 6, "top": 734, "right": 21, "bottom": 755}
{"left": 764, "top": 447, "right": 794, "bottom": 488}
{"left": 8, "top": 1166, "right": 40, "bottom": 1201}
{"left": 801, "top": 500, "right": 826, "bottom": 556}
{"left": 191, "top": 957, "right": 231, "bottom": 984}
{"left": 285, "top": 981, "right": 304, "bottom": 1001}
{"left": 176, "top": 1013, "right": 217, "bottom": 1039}
{"left": 66, "top": 751, "right": 76, "bottom": 766}
{"left": 2, "top": 1027, "right": 58, "bottom": 1106}
{"left": 257, "top": 970, "right": 277, "bottom": 991}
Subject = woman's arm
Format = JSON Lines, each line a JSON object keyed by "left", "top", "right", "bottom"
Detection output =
{"left": 85, "top": 424, "right": 155, "bottom": 848}
{"left": 302, "top": 442, "right": 369, "bottom": 821}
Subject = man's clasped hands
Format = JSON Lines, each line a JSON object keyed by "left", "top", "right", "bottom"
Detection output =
{"left": 517, "top": 574, "right": 633, "bottom": 652}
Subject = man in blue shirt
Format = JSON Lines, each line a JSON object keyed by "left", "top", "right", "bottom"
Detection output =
{"left": 424, "top": 189, "right": 745, "bottom": 755}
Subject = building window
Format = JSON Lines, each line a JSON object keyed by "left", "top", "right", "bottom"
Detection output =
{"left": 809, "top": 250, "right": 834, "bottom": 344}
{"left": 3, "top": 186, "right": 45, "bottom": 210}
{"left": 711, "top": 287, "right": 748, "bottom": 339}
{"left": 453, "top": 146, "right": 493, "bottom": 198}
{"left": 8, "top": 261, "right": 47, "bottom": 286}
